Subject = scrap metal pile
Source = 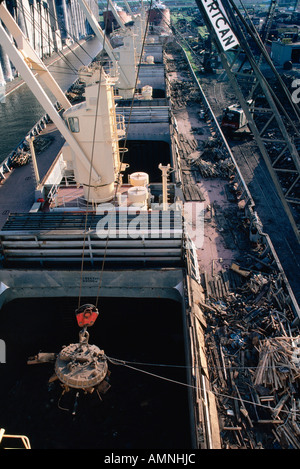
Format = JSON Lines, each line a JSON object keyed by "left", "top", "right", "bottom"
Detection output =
{"left": 204, "top": 268, "right": 300, "bottom": 449}
{"left": 165, "top": 40, "right": 300, "bottom": 449}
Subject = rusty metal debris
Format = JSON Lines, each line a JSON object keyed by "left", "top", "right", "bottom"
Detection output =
{"left": 203, "top": 265, "right": 300, "bottom": 449}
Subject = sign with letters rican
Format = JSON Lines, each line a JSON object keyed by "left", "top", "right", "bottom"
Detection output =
{"left": 200, "top": 0, "right": 239, "bottom": 51}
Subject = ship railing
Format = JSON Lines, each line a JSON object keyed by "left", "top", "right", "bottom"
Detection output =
{"left": 116, "top": 113, "right": 125, "bottom": 133}
{"left": 169, "top": 115, "right": 183, "bottom": 191}
{"left": 180, "top": 45, "right": 300, "bottom": 324}
{"left": 0, "top": 428, "right": 31, "bottom": 449}
{"left": 0, "top": 158, "right": 12, "bottom": 182}
{"left": 103, "top": 60, "right": 118, "bottom": 80}
{"left": 53, "top": 193, "right": 95, "bottom": 210}
{"left": 46, "top": 182, "right": 59, "bottom": 206}
{"left": 0, "top": 110, "right": 56, "bottom": 184}
{"left": 110, "top": 110, "right": 126, "bottom": 139}
{"left": 47, "top": 179, "right": 82, "bottom": 206}
{"left": 116, "top": 106, "right": 169, "bottom": 124}
{"left": 184, "top": 233, "right": 201, "bottom": 284}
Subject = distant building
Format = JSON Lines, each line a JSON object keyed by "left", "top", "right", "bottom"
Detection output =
{"left": 271, "top": 40, "right": 300, "bottom": 66}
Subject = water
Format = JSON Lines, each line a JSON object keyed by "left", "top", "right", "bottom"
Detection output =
{"left": 0, "top": 37, "right": 102, "bottom": 163}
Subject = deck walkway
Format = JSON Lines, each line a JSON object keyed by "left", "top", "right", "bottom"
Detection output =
{"left": 0, "top": 124, "right": 64, "bottom": 229}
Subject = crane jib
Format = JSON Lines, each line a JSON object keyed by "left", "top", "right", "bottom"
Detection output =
{"left": 198, "top": 0, "right": 239, "bottom": 51}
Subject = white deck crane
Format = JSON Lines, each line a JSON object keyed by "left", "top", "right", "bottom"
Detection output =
{"left": 77, "top": 0, "right": 137, "bottom": 98}
{"left": 0, "top": 2, "right": 129, "bottom": 202}
{"left": 107, "top": 0, "right": 146, "bottom": 59}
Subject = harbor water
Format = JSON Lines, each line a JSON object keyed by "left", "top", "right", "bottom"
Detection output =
{"left": 0, "top": 36, "right": 102, "bottom": 163}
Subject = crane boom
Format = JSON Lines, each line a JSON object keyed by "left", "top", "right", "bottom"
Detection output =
{"left": 107, "top": 0, "right": 126, "bottom": 31}
{"left": 0, "top": 3, "right": 100, "bottom": 181}
{"left": 194, "top": 0, "right": 300, "bottom": 242}
{"left": 0, "top": 2, "right": 71, "bottom": 111}
{"left": 77, "top": 0, "right": 132, "bottom": 89}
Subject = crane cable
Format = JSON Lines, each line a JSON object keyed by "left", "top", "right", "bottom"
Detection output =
{"left": 77, "top": 0, "right": 111, "bottom": 309}
{"left": 105, "top": 354, "right": 300, "bottom": 418}
{"left": 94, "top": 0, "right": 154, "bottom": 309}
{"left": 77, "top": 0, "right": 154, "bottom": 309}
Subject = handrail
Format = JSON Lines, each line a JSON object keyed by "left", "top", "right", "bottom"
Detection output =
{"left": 0, "top": 428, "right": 31, "bottom": 449}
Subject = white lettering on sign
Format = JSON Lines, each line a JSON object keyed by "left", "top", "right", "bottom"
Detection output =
{"left": 201, "top": 0, "right": 239, "bottom": 51}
